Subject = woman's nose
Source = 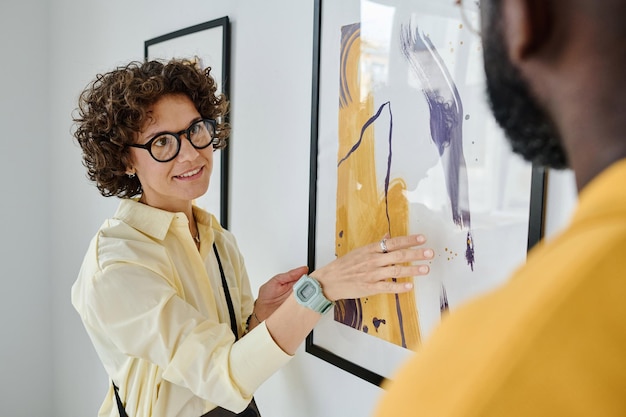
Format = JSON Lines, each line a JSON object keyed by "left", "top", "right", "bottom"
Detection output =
{"left": 177, "top": 136, "right": 201, "bottom": 161}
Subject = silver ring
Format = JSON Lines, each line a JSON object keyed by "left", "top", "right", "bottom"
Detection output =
{"left": 380, "top": 238, "right": 388, "bottom": 253}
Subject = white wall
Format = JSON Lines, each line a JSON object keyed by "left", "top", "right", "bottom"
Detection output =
{"left": 0, "top": 0, "right": 578, "bottom": 416}
{"left": 0, "top": 1, "right": 52, "bottom": 415}
{"left": 544, "top": 169, "right": 578, "bottom": 239}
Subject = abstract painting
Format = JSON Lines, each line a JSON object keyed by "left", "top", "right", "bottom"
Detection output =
{"left": 306, "top": 0, "right": 545, "bottom": 385}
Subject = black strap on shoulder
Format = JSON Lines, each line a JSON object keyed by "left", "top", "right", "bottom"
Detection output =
{"left": 113, "top": 381, "right": 129, "bottom": 417}
{"left": 213, "top": 242, "right": 239, "bottom": 339}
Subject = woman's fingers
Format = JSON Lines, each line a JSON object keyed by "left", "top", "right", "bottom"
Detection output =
{"left": 373, "top": 262, "right": 430, "bottom": 281}
{"left": 328, "top": 262, "right": 425, "bottom": 299}
{"left": 372, "top": 247, "right": 434, "bottom": 267}
{"left": 367, "top": 277, "right": 415, "bottom": 294}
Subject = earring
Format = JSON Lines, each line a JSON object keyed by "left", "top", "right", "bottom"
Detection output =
{"left": 127, "top": 173, "right": 136, "bottom": 178}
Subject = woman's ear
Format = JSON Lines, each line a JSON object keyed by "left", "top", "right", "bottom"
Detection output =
{"left": 503, "top": 0, "right": 553, "bottom": 63}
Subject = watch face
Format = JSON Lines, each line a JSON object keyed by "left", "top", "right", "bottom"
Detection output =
{"left": 297, "top": 282, "right": 317, "bottom": 301}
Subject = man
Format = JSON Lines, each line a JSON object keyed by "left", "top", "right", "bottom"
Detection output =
{"left": 374, "top": 0, "right": 626, "bottom": 415}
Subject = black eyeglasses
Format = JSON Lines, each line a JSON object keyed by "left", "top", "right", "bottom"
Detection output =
{"left": 128, "top": 118, "right": 218, "bottom": 162}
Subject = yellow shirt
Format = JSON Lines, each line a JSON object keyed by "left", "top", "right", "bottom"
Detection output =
{"left": 375, "top": 159, "right": 626, "bottom": 416}
{"left": 72, "top": 199, "right": 291, "bottom": 417}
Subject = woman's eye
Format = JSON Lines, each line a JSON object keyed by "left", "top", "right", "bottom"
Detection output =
{"left": 153, "top": 135, "right": 172, "bottom": 147}
{"left": 189, "top": 124, "right": 202, "bottom": 136}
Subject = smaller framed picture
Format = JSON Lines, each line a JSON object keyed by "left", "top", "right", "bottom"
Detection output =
{"left": 145, "top": 17, "right": 231, "bottom": 227}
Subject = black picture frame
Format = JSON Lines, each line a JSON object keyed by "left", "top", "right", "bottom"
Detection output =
{"left": 145, "top": 17, "right": 231, "bottom": 228}
{"left": 305, "top": 0, "right": 546, "bottom": 387}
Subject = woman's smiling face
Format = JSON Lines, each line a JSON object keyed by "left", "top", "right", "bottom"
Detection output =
{"left": 127, "top": 94, "right": 214, "bottom": 213}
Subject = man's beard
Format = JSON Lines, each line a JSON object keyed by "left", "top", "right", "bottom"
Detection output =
{"left": 482, "top": 16, "right": 569, "bottom": 169}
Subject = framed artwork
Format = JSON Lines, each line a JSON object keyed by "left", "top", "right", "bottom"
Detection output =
{"left": 145, "top": 17, "right": 231, "bottom": 227}
{"left": 306, "top": 0, "right": 546, "bottom": 386}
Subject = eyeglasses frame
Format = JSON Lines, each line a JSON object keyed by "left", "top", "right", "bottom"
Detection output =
{"left": 128, "top": 118, "right": 218, "bottom": 163}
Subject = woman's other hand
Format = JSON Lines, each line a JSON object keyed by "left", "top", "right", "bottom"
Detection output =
{"left": 255, "top": 265, "right": 308, "bottom": 321}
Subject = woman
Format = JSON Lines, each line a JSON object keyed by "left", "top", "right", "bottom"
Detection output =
{"left": 71, "top": 58, "right": 433, "bottom": 417}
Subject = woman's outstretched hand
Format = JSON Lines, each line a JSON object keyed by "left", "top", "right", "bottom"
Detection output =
{"left": 262, "top": 234, "right": 433, "bottom": 354}
{"left": 311, "top": 234, "right": 433, "bottom": 302}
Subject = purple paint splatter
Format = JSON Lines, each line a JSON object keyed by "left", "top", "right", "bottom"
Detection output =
{"left": 439, "top": 283, "right": 449, "bottom": 314}
{"left": 373, "top": 317, "right": 387, "bottom": 332}
{"left": 466, "top": 231, "right": 475, "bottom": 269}
{"left": 399, "top": 22, "right": 475, "bottom": 270}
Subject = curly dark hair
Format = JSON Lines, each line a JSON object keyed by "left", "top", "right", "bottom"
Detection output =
{"left": 73, "top": 58, "right": 230, "bottom": 198}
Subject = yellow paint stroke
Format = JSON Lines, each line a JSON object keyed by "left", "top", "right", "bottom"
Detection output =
{"left": 334, "top": 26, "right": 420, "bottom": 350}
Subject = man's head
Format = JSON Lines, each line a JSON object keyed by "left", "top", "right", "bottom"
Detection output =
{"left": 479, "top": 0, "right": 626, "bottom": 187}
{"left": 480, "top": 0, "right": 568, "bottom": 169}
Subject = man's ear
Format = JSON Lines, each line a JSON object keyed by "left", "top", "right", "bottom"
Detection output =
{"left": 503, "top": 0, "right": 552, "bottom": 63}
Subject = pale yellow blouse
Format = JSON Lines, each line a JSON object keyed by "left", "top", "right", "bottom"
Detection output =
{"left": 72, "top": 199, "right": 291, "bottom": 417}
